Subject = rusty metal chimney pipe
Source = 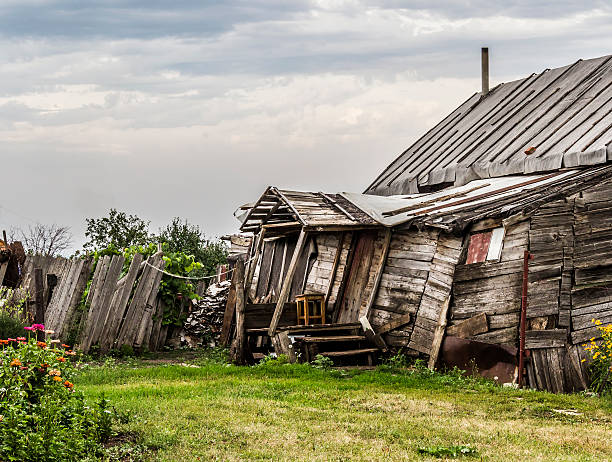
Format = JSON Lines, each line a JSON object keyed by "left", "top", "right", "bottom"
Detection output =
{"left": 481, "top": 47, "right": 489, "bottom": 95}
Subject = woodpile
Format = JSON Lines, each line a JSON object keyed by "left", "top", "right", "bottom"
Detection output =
{"left": 182, "top": 280, "right": 231, "bottom": 347}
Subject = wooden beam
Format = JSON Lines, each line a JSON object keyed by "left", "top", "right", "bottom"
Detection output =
{"left": 427, "top": 294, "right": 451, "bottom": 370}
{"left": 375, "top": 312, "right": 412, "bottom": 335}
{"left": 261, "top": 201, "right": 281, "bottom": 224}
{"left": 359, "top": 316, "right": 387, "bottom": 352}
{"left": 324, "top": 232, "right": 345, "bottom": 308}
{"left": 364, "top": 228, "right": 392, "bottom": 320}
{"left": 304, "top": 225, "right": 378, "bottom": 233}
{"left": 272, "top": 188, "right": 304, "bottom": 224}
{"left": 268, "top": 229, "right": 308, "bottom": 337}
{"left": 318, "top": 192, "right": 356, "bottom": 221}
{"left": 446, "top": 313, "right": 488, "bottom": 338}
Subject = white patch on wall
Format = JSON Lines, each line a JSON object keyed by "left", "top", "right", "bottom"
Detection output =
{"left": 486, "top": 227, "right": 505, "bottom": 261}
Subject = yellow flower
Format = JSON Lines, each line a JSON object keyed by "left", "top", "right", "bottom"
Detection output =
{"left": 52, "top": 376, "right": 62, "bottom": 382}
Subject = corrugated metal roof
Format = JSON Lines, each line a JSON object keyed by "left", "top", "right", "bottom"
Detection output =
{"left": 242, "top": 164, "right": 612, "bottom": 234}
{"left": 366, "top": 55, "right": 612, "bottom": 196}
{"left": 354, "top": 165, "right": 612, "bottom": 230}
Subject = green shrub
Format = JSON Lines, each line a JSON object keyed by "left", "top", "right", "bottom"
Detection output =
{"left": 0, "top": 312, "right": 26, "bottom": 339}
{"left": 0, "top": 325, "right": 120, "bottom": 461}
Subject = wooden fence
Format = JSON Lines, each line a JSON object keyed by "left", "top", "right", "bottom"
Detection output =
{"left": 17, "top": 252, "right": 169, "bottom": 353}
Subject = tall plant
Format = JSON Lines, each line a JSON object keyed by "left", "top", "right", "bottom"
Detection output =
{"left": 583, "top": 319, "right": 612, "bottom": 395}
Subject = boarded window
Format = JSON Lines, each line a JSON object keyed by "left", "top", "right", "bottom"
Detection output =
{"left": 466, "top": 227, "right": 505, "bottom": 264}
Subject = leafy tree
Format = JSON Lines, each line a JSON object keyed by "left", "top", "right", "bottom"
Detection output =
{"left": 83, "top": 209, "right": 150, "bottom": 251}
{"left": 157, "top": 218, "right": 227, "bottom": 277}
{"left": 10, "top": 223, "right": 72, "bottom": 257}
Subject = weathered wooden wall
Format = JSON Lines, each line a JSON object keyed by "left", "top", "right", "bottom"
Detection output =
{"left": 304, "top": 233, "right": 352, "bottom": 311}
{"left": 251, "top": 233, "right": 329, "bottom": 305}
{"left": 450, "top": 220, "right": 528, "bottom": 347}
{"left": 367, "top": 228, "right": 462, "bottom": 355}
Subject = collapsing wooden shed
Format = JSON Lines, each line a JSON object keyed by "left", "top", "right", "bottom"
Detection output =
{"left": 224, "top": 53, "right": 612, "bottom": 392}
{"left": 226, "top": 166, "right": 612, "bottom": 392}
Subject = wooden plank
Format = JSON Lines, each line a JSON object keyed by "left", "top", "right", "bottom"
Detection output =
{"left": 454, "top": 259, "right": 523, "bottom": 282}
{"left": 100, "top": 254, "right": 144, "bottom": 352}
{"left": 525, "top": 329, "right": 567, "bottom": 349}
{"left": 471, "top": 326, "right": 518, "bottom": 345}
{"left": 268, "top": 229, "right": 307, "bottom": 336}
{"left": 375, "top": 313, "right": 412, "bottom": 335}
{"left": 115, "top": 254, "right": 159, "bottom": 348}
{"left": 85, "top": 255, "right": 124, "bottom": 351}
{"left": 427, "top": 295, "right": 451, "bottom": 369}
{"left": 364, "top": 228, "right": 392, "bottom": 320}
{"left": 359, "top": 316, "right": 387, "bottom": 351}
{"left": 324, "top": 233, "right": 344, "bottom": 307}
{"left": 318, "top": 347, "right": 378, "bottom": 357}
{"left": 446, "top": 313, "right": 488, "bottom": 338}
{"left": 220, "top": 264, "right": 239, "bottom": 346}
{"left": 134, "top": 257, "right": 165, "bottom": 349}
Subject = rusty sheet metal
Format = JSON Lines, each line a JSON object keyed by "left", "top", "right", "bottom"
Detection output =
{"left": 439, "top": 336, "right": 518, "bottom": 384}
{"left": 465, "top": 232, "right": 492, "bottom": 264}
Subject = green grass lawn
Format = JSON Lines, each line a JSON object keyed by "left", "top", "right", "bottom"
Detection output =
{"left": 78, "top": 355, "right": 612, "bottom": 461}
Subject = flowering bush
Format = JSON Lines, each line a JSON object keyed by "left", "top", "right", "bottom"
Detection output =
{"left": 583, "top": 319, "right": 612, "bottom": 395}
{"left": 0, "top": 324, "right": 117, "bottom": 461}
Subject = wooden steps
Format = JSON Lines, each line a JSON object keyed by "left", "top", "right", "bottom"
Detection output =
{"left": 318, "top": 348, "right": 379, "bottom": 357}
{"left": 300, "top": 335, "right": 366, "bottom": 343}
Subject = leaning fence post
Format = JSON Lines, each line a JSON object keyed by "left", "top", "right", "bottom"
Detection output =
{"left": 33, "top": 267, "right": 44, "bottom": 340}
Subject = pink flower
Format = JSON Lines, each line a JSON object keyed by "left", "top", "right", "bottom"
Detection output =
{"left": 31, "top": 324, "right": 45, "bottom": 331}
{"left": 24, "top": 326, "right": 34, "bottom": 331}
{"left": 7, "top": 338, "right": 16, "bottom": 342}
{"left": 16, "top": 337, "right": 26, "bottom": 341}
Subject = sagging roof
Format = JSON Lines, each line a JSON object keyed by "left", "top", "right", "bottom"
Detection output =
{"left": 243, "top": 165, "right": 612, "bottom": 234}
{"left": 239, "top": 186, "right": 377, "bottom": 232}
{"left": 366, "top": 55, "right": 612, "bottom": 196}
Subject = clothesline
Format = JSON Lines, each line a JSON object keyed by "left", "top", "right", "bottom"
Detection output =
{"left": 143, "top": 255, "right": 256, "bottom": 281}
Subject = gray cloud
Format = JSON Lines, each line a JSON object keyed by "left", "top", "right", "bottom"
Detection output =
{"left": 1, "top": 1, "right": 611, "bottom": 252}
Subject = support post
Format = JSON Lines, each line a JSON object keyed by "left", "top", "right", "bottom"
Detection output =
{"left": 268, "top": 229, "right": 307, "bottom": 337}
{"left": 364, "top": 228, "right": 392, "bottom": 320}
{"left": 518, "top": 250, "right": 532, "bottom": 388}
{"left": 230, "top": 260, "right": 246, "bottom": 364}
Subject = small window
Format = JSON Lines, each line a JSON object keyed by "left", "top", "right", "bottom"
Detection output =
{"left": 466, "top": 227, "right": 505, "bottom": 264}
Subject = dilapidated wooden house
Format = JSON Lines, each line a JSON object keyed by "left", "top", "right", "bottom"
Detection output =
{"left": 226, "top": 53, "right": 612, "bottom": 393}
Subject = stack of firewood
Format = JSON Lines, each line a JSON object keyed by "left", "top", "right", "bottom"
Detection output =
{"left": 182, "top": 280, "right": 231, "bottom": 347}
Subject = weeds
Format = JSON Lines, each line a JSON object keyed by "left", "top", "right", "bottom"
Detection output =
{"left": 418, "top": 445, "right": 478, "bottom": 458}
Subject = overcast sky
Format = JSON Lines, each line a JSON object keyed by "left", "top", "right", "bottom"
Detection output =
{"left": 1, "top": 1, "right": 611, "bottom": 251}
